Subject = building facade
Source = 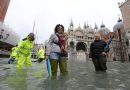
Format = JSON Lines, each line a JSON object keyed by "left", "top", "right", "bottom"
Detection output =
{"left": 0, "top": 0, "right": 20, "bottom": 57}
{"left": 119, "top": 0, "right": 130, "bottom": 30}
{"left": 67, "top": 0, "right": 130, "bottom": 61}
{"left": 0, "top": 0, "right": 10, "bottom": 22}
{"left": 67, "top": 20, "right": 126, "bottom": 61}
{"left": 119, "top": 0, "right": 130, "bottom": 61}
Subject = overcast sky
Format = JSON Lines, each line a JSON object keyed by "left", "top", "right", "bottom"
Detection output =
{"left": 4, "top": 0, "right": 124, "bottom": 43}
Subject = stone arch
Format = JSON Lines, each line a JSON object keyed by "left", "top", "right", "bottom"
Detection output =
{"left": 76, "top": 42, "right": 87, "bottom": 52}
{"left": 74, "top": 30, "right": 84, "bottom": 36}
{"left": 70, "top": 41, "right": 74, "bottom": 48}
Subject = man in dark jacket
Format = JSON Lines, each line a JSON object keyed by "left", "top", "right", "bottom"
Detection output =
{"left": 89, "top": 33, "right": 109, "bottom": 72}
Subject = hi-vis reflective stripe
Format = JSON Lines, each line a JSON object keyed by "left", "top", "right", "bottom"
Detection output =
{"left": 17, "top": 50, "right": 29, "bottom": 57}
{"left": 20, "top": 46, "right": 32, "bottom": 51}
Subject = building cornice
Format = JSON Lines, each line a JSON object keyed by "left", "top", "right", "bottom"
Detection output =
{"left": 119, "top": 0, "right": 129, "bottom": 8}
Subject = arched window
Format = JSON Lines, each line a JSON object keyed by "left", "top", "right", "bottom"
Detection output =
{"left": 126, "top": 39, "right": 129, "bottom": 46}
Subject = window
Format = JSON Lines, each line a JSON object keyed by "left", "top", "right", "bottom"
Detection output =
{"left": 126, "top": 39, "right": 129, "bottom": 46}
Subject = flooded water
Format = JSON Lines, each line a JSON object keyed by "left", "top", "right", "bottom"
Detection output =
{"left": 1, "top": 53, "right": 130, "bottom": 90}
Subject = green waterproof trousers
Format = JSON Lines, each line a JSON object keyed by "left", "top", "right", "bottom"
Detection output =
{"left": 50, "top": 58, "right": 68, "bottom": 75}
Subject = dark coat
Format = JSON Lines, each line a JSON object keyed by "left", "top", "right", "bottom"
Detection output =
{"left": 89, "top": 40, "right": 109, "bottom": 58}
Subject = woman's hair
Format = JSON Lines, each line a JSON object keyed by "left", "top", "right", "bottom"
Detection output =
{"left": 54, "top": 24, "right": 64, "bottom": 33}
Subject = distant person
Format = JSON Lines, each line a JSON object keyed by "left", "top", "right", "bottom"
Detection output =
{"left": 16, "top": 33, "right": 35, "bottom": 69}
{"left": 89, "top": 33, "right": 109, "bottom": 72}
{"left": 8, "top": 45, "right": 18, "bottom": 64}
{"left": 37, "top": 47, "right": 45, "bottom": 63}
{"left": 45, "top": 24, "right": 68, "bottom": 76}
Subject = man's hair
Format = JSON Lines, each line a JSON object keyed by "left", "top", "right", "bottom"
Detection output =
{"left": 95, "top": 33, "right": 101, "bottom": 37}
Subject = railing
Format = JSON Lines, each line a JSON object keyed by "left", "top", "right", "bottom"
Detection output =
{"left": 0, "top": 50, "right": 10, "bottom": 55}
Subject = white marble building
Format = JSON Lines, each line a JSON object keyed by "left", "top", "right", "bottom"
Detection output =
{"left": 67, "top": 19, "right": 130, "bottom": 61}
{"left": 67, "top": 20, "right": 112, "bottom": 60}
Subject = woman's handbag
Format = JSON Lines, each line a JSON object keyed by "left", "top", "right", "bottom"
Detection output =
{"left": 61, "top": 49, "right": 68, "bottom": 57}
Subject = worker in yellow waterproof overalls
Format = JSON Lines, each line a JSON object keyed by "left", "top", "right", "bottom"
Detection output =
{"left": 8, "top": 45, "right": 18, "bottom": 64}
{"left": 37, "top": 47, "right": 45, "bottom": 63}
{"left": 16, "top": 33, "right": 35, "bottom": 69}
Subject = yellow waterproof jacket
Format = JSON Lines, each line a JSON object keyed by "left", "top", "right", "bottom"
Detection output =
{"left": 10, "top": 47, "right": 18, "bottom": 57}
{"left": 17, "top": 39, "right": 34, "bottom": 57}
{"left": 37, "top": 48, "right": 44, "bottom": 59}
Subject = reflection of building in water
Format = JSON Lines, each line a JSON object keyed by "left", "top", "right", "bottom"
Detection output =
{"left": 0, "top": 0, "right": 20, "bottom": 57}
{"left": 67, "top": 19, "right": 129, "bottom": 61}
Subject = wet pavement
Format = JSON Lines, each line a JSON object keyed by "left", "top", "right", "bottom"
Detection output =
{"left": 1, "top": 53, "right": 130, "bottom": 90}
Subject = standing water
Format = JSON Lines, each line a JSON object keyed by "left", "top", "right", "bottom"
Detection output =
{"left": 1, "top": 53, "right": 130, "bottom": 90}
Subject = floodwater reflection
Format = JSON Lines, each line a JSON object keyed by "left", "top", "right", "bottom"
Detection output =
{"left": 1, "top": 53, "right": 130, "bottom": 90}
{"left": 6, "top": 69, "right": 28, "bottom": 90}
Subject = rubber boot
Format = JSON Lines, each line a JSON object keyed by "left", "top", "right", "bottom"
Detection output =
{"left": 8, "top": 57, "right": 15, "bottom": 64}
{"left": 37, "top": 58, "right": 43, "bottom": 63}
{"left": 59, "top": 59, "right": 68, "bottom": 75}
{"left": 8, "top": 58, "right": 12, "bottom": 64}
{"left": 50, "top": 60, "right": 58, "bottom": 76}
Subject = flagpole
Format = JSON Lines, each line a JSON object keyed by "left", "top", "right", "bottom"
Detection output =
{"left": 35, "top": 29, "right": 38, "bottom": 44}
{"left": 33, "top": 20, "right": 36, "bottom": 33}
{"left": 32, "top": 20, "right": 36, "bottom": 59}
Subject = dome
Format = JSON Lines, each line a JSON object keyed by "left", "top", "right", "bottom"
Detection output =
{"left": 86, "top": 32, "right": 94, "bottom": 37}
{"left": 75, "top": 25, "right": 82, "bottom": 31}
{"left": 84, "top": 25, "right": 94, "bottom": 33}
{"left": 88, "top": 27, "right": 95, "bottom": 33}
{"left": 98, "top": 24, "right": 110, "bottom": 35}
{"left": 100, "top": 23, "right": 105, "bottom": 28}
{"left": 113, "top": 19, "right": 124, "bottom": 32}
{"left": 113, "top": 22, "right": 124, "bottom": 32}
{"left": 84, "top": 23, "right": 92, "bottom": 33}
